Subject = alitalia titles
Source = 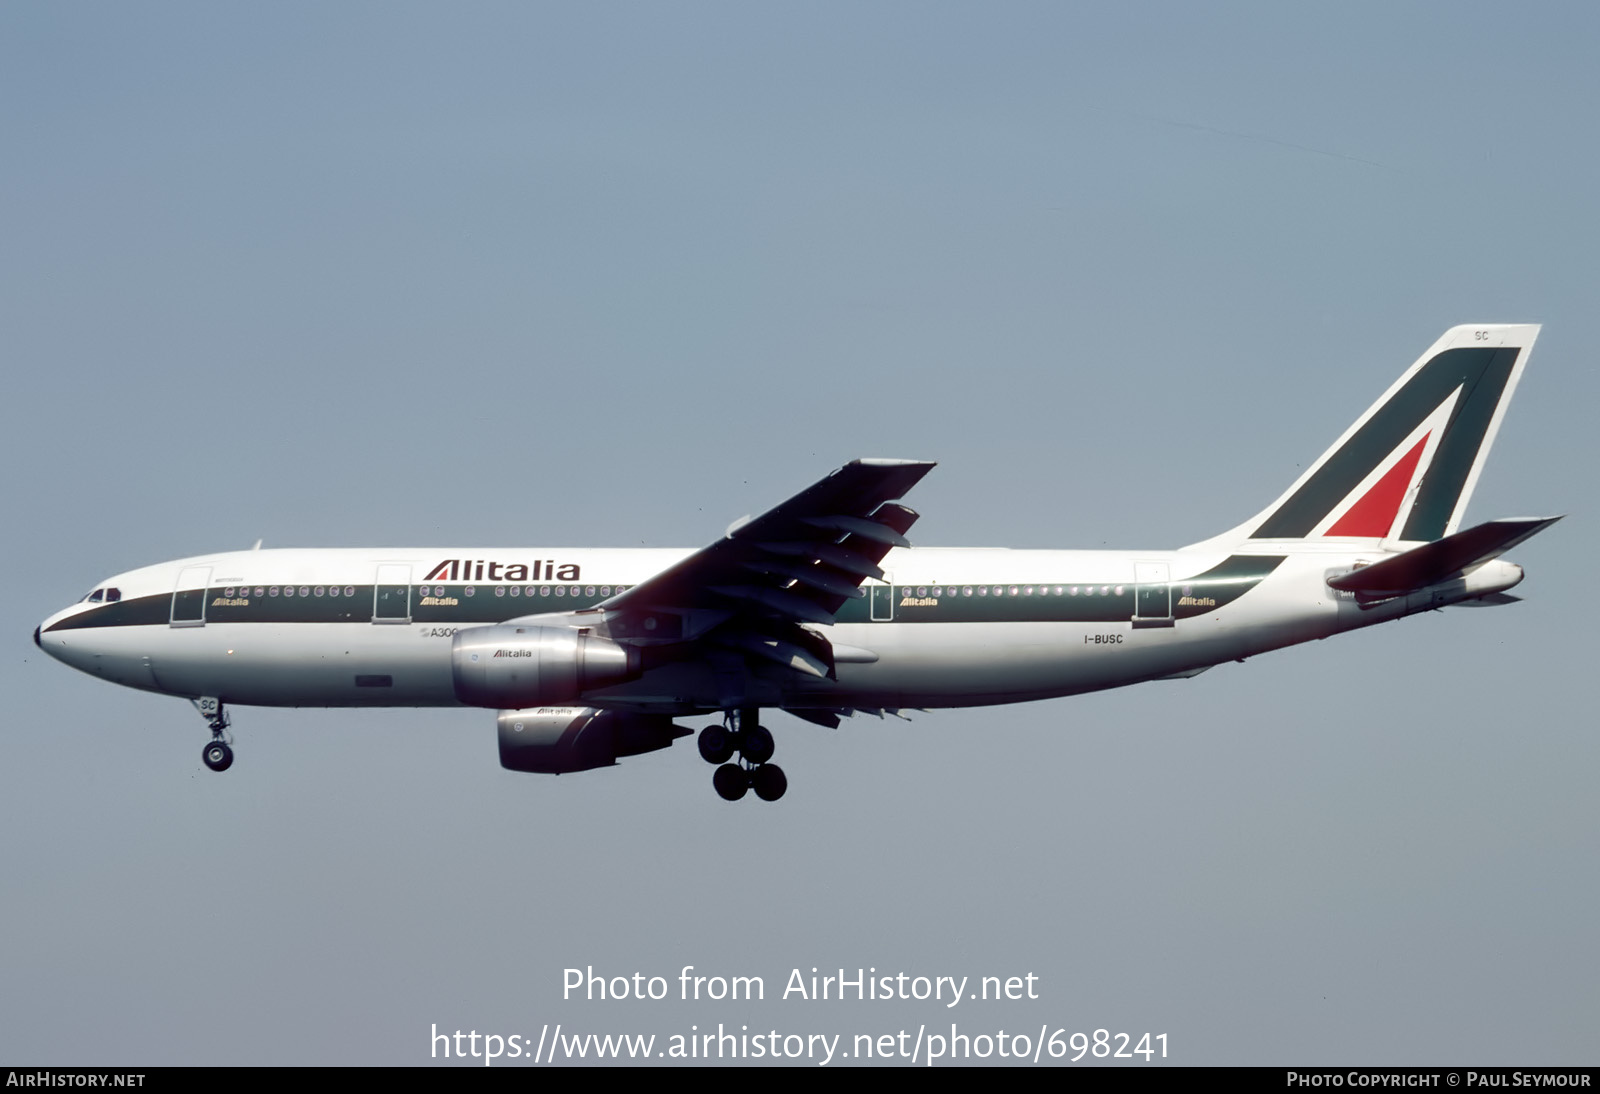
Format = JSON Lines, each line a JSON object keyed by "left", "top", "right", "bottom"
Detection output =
{"left": 423, "top": 559, "right": 581, "bottom": 582}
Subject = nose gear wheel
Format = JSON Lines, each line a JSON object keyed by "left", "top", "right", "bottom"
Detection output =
{"left": 203, "top": 740, "right": 234, "bottom": 772}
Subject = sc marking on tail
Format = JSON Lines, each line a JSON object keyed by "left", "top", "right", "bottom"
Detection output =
{"left": 36, "top": 325, "right": 1559, "bottom": 801}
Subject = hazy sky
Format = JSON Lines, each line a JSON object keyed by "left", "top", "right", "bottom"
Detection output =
{"left": 3, "top": 2, "right": 1595, "bottom": 1066}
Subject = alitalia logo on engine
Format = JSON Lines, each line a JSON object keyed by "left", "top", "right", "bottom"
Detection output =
{"left": 423, "top": 559, "right": 581, "bottom": 582}
{"left": 493, "top": 650, "right": 531, "bottom": 658}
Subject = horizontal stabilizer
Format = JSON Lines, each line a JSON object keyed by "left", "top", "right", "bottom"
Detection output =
{"left": 1328, "top": 517, "right": 1561, "bottom": 596}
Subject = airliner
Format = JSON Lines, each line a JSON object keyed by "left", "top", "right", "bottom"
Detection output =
{"left": 36, "top": 325, "right": 1557, "bottom": 801}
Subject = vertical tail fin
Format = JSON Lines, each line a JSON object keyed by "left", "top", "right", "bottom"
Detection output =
{"left": 1189, "top": 324, "right": 1540, "bottom": 549}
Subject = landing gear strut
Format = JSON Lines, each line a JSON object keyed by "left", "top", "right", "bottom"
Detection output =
{"left": 698, "top": 708, "right": 786, "bottom": 802}
{"left": 195, "top": 697, "right": 233, "bottom": 773}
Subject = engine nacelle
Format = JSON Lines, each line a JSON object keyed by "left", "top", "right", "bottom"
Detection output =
{"left": 452, "top": 623, "right": 640, "bottom": 709}
{"left": 497, "top": 706, "right": 691, "bottom": 774}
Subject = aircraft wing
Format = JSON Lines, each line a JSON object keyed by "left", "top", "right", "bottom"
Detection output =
{"left": 598, "top": 459, "right": 936, "bottom": 678}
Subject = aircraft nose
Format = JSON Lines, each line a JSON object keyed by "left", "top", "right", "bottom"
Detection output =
{"left": 33, "top": 624, "right": 41, "bottom": 648}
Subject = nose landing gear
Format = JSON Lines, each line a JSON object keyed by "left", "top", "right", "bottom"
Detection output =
{"left": 194, "top": 697, "right": 234, "bottom": 773}
{"left": 699, "top": 708, "right": 786, "bottom": 802}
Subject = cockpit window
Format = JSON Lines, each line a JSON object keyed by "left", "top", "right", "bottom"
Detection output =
{"left": 105, "top": 588, "right": 121, "bottom": 602}
{"left": 84, "top": 589, "right": 104, "bottom": 603}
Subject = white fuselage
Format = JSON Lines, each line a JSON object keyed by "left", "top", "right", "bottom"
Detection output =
{"left": 36, "top": 543, "right": 1524, "bottom": 716}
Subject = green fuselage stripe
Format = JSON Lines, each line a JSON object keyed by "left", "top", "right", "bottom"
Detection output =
{"left": 47, "top": 556, "right": 1284, "bottom": 632}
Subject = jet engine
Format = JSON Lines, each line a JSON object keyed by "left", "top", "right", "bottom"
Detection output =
{"left": 452, "top": 624, "right": 640, "bottom": 709}
{"left": 497, "top": 706, "right": 691, "bottom": 774}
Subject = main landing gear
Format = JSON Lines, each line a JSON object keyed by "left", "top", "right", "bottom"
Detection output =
{"left": 698, "top": 708, "right": 786, "bottom": 802}
{"left": 194, "top": 697, "right": 233, "bottom": 773}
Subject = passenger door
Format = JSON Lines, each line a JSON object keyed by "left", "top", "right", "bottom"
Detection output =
{"left": 868, "top": 574, "right": 895, "bottom": 622}
{"left": 373, "top": 564, "right": 412, "bottom": 624}
{"left": 170, "top": 566, "right": 212, "bottom": 628}
{"left": 1133, "top": 562, "right": 1173, "bottom": 628}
